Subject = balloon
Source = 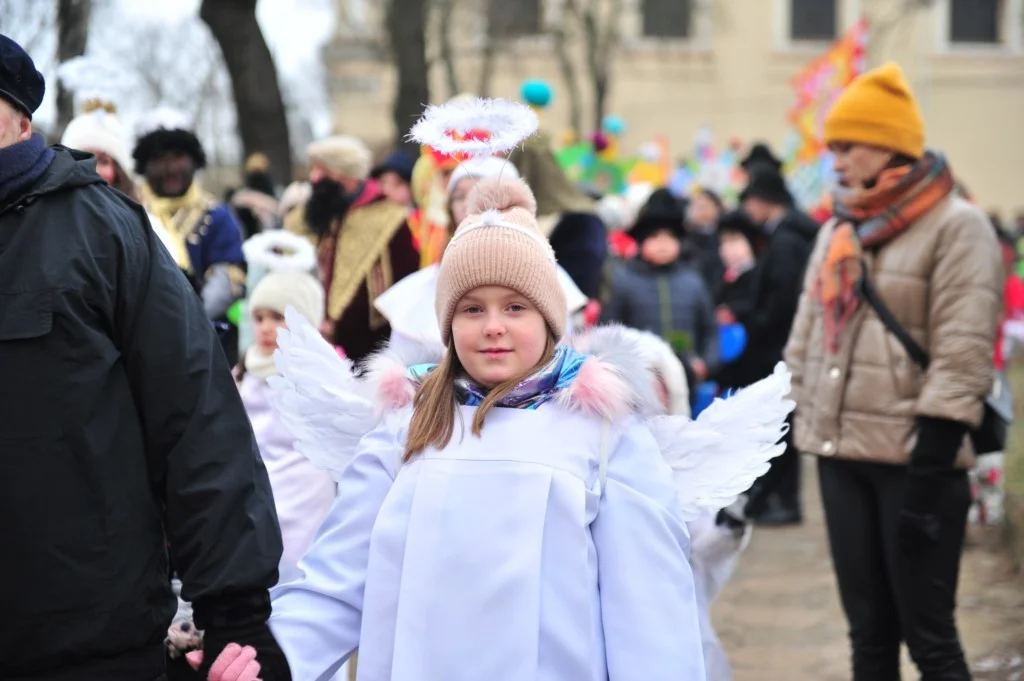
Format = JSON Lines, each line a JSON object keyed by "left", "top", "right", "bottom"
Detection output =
{"left": 719, "top": 323, "right": 747, "bottom": 363}
{"left": 521, "top": 80, "right": 552, "bottom": 108}
{"left": 692, "top": 381, "right": 719, "bottom": 418}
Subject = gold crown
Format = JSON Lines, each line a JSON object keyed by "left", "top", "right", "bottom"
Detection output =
{"left": 82, "top": 99, "right": 117, "bottom": 114}
{"left": 245, "top": 152, "right": 271, "bottom": 173}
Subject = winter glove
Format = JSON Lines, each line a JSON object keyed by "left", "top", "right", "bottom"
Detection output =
{"left": 899, "top": 416, "right": 968, "bottom": 547}
{"left": 187, "top": 643, "right": 261, "bottom": 681}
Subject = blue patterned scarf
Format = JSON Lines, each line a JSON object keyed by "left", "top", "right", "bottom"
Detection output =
{"left": 407, "top": 344, "right": 588, "bottom": 409}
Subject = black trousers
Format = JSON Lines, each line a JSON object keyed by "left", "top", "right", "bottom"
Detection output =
{"left": 818, "top": 457, "right": 972, "bottom": 681}
{"left": 746, "top": 412, "right": 801, "bottom": 515}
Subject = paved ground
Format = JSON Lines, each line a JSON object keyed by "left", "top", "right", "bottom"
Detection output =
{"left": 713, "top": 457, "right": 1024, "bottom": 681}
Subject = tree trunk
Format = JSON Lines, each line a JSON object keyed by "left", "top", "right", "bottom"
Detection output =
{"left": 200, "top": 0, "right": 293, "bottom": 186}
{"left": 387, "top": 0, "right": 431, "bottom": 155}
{"left": 55, "top": 0, "right": 91, "bottom": 138}
{"left": 550, "top": 22, "right": 583, "bottom": 134}
{"left": 437, "top": 0, "right": 461, "bottom": 98}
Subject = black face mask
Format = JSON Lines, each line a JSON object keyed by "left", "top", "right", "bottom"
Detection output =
{"left": 305, "top": 178, "right": 359, "bottom": 238}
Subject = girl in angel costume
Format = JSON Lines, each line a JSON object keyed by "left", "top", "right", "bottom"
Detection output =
{"left": 373, "top": 155, "right": 589, "bottom": 352}
{"left": 186, "top": 100, "right": 793, "bottom": 681}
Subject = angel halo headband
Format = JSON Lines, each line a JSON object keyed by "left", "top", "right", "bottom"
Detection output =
{"left": 407, "top": 97, "right": 539, "bottom": 160}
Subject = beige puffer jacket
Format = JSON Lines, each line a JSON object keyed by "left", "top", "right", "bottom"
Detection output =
{"left": 784, "top": 195, "right": 1003, "bottom": 467}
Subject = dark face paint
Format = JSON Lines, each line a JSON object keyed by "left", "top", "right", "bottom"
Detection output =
{"left": 144, "top": 151, "right": 197, "bottom": 198}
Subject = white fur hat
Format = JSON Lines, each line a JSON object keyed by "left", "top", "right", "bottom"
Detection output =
{"left": 306, "top": 135, "right": 372, "bottom": 181}
{"left": 62, "top": 108, "right": 134, "bottom": 177}
{"left": 447, "top": 156, "right": 520, "bottom": 193}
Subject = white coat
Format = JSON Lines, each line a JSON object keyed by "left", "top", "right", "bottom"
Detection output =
{"left": 269, "top": 402, "right": 706, "bottom": 681}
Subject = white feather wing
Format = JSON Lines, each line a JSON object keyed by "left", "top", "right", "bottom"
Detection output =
{"left": 267, "top": 306, "right": 377, "bottom": 481}
{"left": 649, "top": 362, "right": 795, "bottom": 521}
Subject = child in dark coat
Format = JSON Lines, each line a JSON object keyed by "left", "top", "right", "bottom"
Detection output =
{"left": 601, "top": 188, "right": 719, "bottom": 395}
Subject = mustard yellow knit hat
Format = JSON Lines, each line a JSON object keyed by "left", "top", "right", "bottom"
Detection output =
{"left": 823, "top": 62, "right": 925, "bottom": 159}
{"left": 436, "top": 175, "right": 566, "bottom": 344}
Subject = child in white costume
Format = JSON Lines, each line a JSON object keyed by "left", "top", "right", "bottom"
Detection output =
{"left": 579, "top": 327, "right": 751, "bottom": 681}
{"left": 188, "top": 100, "right": 792, "bottom": 681}
{"left": 237, "top": 232, "right": 337, "bottom": 585}
{"left": 373, "top": 155, "right": 588, "bottom": 352}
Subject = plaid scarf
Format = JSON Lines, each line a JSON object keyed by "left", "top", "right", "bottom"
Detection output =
{"left": 815, "top": 151, "right": 954, "bottom": 352}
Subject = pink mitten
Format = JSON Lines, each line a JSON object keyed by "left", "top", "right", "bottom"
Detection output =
{"left": 186, "top": 643, "right": 262, "bottom": 681}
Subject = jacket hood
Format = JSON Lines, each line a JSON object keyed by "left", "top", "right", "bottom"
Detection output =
{"left": 360, "top": 324, "right": 665, "bottom": 422}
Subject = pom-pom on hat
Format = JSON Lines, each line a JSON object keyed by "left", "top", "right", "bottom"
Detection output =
{"left": 435, "top": 176, "right": 567, "bottom": 344}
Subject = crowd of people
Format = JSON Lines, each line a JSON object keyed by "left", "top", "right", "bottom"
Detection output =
{"left": 0, "top": 29, "right": 1014, "bottom": 681}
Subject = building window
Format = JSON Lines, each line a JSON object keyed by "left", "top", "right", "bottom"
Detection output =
{"left": 488, "top": 0, "right": 542, "bottom": 37}
{"left": 949, "top": 0, "right": 1001, "bottom": 43}
{"left": 790, "top": 0, "right": 837, "bottom": 41}
{"left": 641, "top": 0, "right": 692, "bottom": 39}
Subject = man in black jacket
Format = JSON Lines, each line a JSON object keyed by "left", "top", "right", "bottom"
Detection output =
{"left": 730, "top": 169, "right": 819, "bottom": 526}
{"left": 0, "top": 35, "right": 289, "bottom": 681}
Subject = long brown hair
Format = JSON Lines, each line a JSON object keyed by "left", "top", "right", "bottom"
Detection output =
{"left": 403, "top": 333, "right": 556, "bottom": 461}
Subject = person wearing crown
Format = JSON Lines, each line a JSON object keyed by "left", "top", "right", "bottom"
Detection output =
{"left": 132, "top": 112, "right": 248, "bottom": 365}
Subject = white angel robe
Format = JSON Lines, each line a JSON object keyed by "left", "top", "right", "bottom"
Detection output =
{"left": 269, "top": 404, "right": 706, "bottom": 681}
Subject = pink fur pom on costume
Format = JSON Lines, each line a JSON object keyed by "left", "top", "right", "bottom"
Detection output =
{"left": 557, "top": 356, "right": 633, "bottom": 422}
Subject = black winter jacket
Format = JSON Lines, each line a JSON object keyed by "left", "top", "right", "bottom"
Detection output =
{"left": 729, "top": 209, "right": 819, "bottom": 381}
{"left": 0, "top": 148, "right": 283, "bottom": 679}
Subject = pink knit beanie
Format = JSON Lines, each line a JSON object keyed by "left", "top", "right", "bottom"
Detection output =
{"left": 436, "top": 175, "right": 567, "bottom": 344}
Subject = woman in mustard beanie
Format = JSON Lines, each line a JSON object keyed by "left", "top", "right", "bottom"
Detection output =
{"left": 785, "top": 61, "right": 1003, "bottom": 681}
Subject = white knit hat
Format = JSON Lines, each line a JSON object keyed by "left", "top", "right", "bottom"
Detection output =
{"left": 243, "top": 230, "right": 324, "bottom": 327}
{"left": 249, "top": 270, "right": 325, "bottom": 328}
{"left": 447, "top": 156, "right": 520, "bottom": 193}
{"left": 436, "top": 176, "right": 566, "bottom": 343}
{"left": 61, "top": 107, "right": 134, "bottom": 176}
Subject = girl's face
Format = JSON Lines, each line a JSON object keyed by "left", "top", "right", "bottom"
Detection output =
{"left": 451, "top": 285, "right": 548, "bottom": 388}
{"left": 719, "top": 231, "right": 754, "bottom": 270}
{"left": 88, "top": 149, "right": 117, "bottom": 186}
{"left": 252, "top": 307, "right": 286, "bottom": 352}
{"left": 449, "top": 176, "right": 478, "bottom": 228}
{"left": 640, "top": 229, "right": 681, "bottom": 267}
